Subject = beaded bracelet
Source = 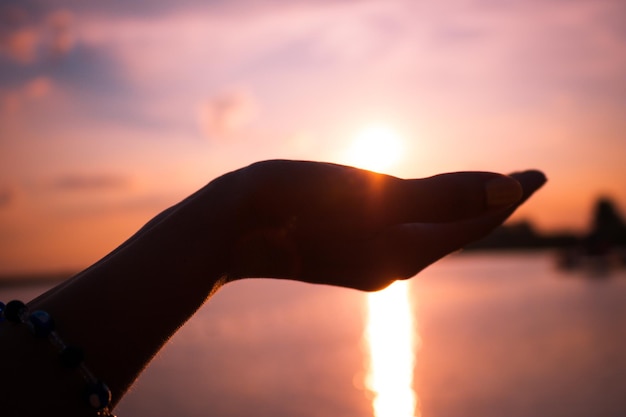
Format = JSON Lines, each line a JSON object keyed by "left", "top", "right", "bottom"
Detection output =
{"left": 0, "top": 300, "right": 116, "bottom": 417}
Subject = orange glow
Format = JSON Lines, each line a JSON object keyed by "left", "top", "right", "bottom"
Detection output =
{"left": 343, "top": 125, "right": 404, "bottom": 173}
{"left": 1, "top": 1, "right": 625, "bottom": 274}
{"left": 365, "top": 281, "right": 419, "bottom": 417}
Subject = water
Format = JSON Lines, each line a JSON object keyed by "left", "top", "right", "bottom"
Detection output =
{"left": 366, "top": 280, "right": 418, "bottom": 417}
{"left": 412, "top": 253, "right": 626, "bottom": 417}
{"left": 2, "top": 252, "right": 626, "bottom": 417}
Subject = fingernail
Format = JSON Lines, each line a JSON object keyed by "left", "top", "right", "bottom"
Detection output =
{"left": 485, "top": 176, "right": 523, "bottom": 207}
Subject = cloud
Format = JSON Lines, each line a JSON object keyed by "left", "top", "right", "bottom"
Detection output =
{"left": 51, "top": 174, "right": 130, "bottom": 191}
{"left": 1, "top": 27, "right": 39, "bottom": 64}
{"left": 50, "top": 193, "right": 174, "bottom": 219}
{"left": 0, "top": 6, "right": 75, "bottom": 65}
{"left": 45, "top": 10, "right": 75, "bottom": 57}
{"left": 11, "top": 0, "right": 367, "bottom": 20}
{"left": 24, "top": 76, "right": 52, "bottom": 98}
{"left": 197, "top": 89, "right": 258, "bottom": 139}
{"left": 1, "top": 76, "right": 53, "bottom": 113}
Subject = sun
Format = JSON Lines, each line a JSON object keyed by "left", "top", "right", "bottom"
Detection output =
{"left": 344, "top": 124, "right": 404, "bottom": 173}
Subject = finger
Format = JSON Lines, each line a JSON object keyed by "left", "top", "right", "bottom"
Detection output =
{"left": 370, "top": 169, "right": 547, "bottom": 279}
{"left": 508, "top": 170, "right": 547, "bottom": 205}
{"left": 382, "top": 172, "right": 524, "bottom": 224}
{"left": 297, "top": 215, "right": 517, "bottom": 291}
{"left": 295, "top": 216, "right": 507, "bottom": 291}
{"left": 370, "top": 220, "right": 505, "bottom": 280}
{"left": 289, "top": 170, "right": 546, "bottom": 291}
{"left": 231, "top": 161, "right": 525, "bottom": 238}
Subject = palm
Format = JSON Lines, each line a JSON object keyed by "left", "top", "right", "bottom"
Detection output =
{"left": 216, "top": 160, "right": 545, "bottom": 291}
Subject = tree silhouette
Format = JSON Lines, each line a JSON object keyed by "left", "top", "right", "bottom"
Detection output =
{"left": 582, "top": 197, "right": 626, "bottom": 256}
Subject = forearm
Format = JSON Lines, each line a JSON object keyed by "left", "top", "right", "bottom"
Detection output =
{"left": 16, "top": 180, "right": 232, "bottom": 413}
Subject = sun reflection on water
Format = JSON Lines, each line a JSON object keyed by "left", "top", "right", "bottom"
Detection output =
{"left": 365, "top": 280, "right": 419, "bottom": 417}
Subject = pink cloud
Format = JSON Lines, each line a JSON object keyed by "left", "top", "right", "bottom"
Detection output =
{"left": 1, "top": 76, "right": 54, "bottom": 114}
{"left": 46, "top": 10, "right": 76, "bottom": 57}
{"left": 25, "top": 77, "right": 53, "bottom": 98}
{"left": 51, "top": 173, "right": 130, "bottom": 191}
{"left": 0, "top": 9, "right": 75, "bottom": 64}
{"left": 76, "top": 2, "right": 403, "bottom": 85}
{"left": 1, "top": 27, "right": 39, "bottom": 64}
{"left": 197, "top": 89, "right": 258, "bottom": 140}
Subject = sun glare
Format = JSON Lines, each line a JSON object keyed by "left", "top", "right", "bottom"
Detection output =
{"left": 346, "top": 123, "right": 417, "bottom": 416}
{"left": 366, "top": 280, "right": 419, "bottom": 417}
{"left": 345, "top": 125, "right": 404, "bottom": 173}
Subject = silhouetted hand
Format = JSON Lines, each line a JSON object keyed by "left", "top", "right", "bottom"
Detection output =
{"left": 198, "top": 160, "right": 545, "bottom": 291}
{"left": 10, "top": 159, "right": 545, "bottom": 416}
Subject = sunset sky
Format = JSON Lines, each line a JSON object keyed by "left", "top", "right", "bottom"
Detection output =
{"left": 1, "top": 0, "right": 625, "bottom": 274}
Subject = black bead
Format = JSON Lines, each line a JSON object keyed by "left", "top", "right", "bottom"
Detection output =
{"left": 85, "top": 380, "right": 112, "bottom": 410}
{"left": 60, "top": 345, "right": 85, "bottom": 368}
{"left": 4, "top": 300, "right": 26, "bottom": 323}
{"left": 27, "top": 310, "right": 55, "bottom": 337}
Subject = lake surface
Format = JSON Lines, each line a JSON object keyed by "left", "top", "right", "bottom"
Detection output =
{"left": 3, "top": 252, "right": 626, "bottom": 417}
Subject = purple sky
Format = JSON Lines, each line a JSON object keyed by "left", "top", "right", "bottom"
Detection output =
{"left": 1, "top": 0, "right": 625, "bottom": 273}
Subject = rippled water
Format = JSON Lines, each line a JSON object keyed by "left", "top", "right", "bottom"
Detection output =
{"left": 3, "top": 252, "right": 626, "bottom": 417}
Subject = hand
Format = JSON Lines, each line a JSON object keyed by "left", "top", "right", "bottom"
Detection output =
{"left": 206, "top": 160, "right": 546, "bottom": 291}
{"left": 9, "top": 159, "right": 544, "bottom": 415}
